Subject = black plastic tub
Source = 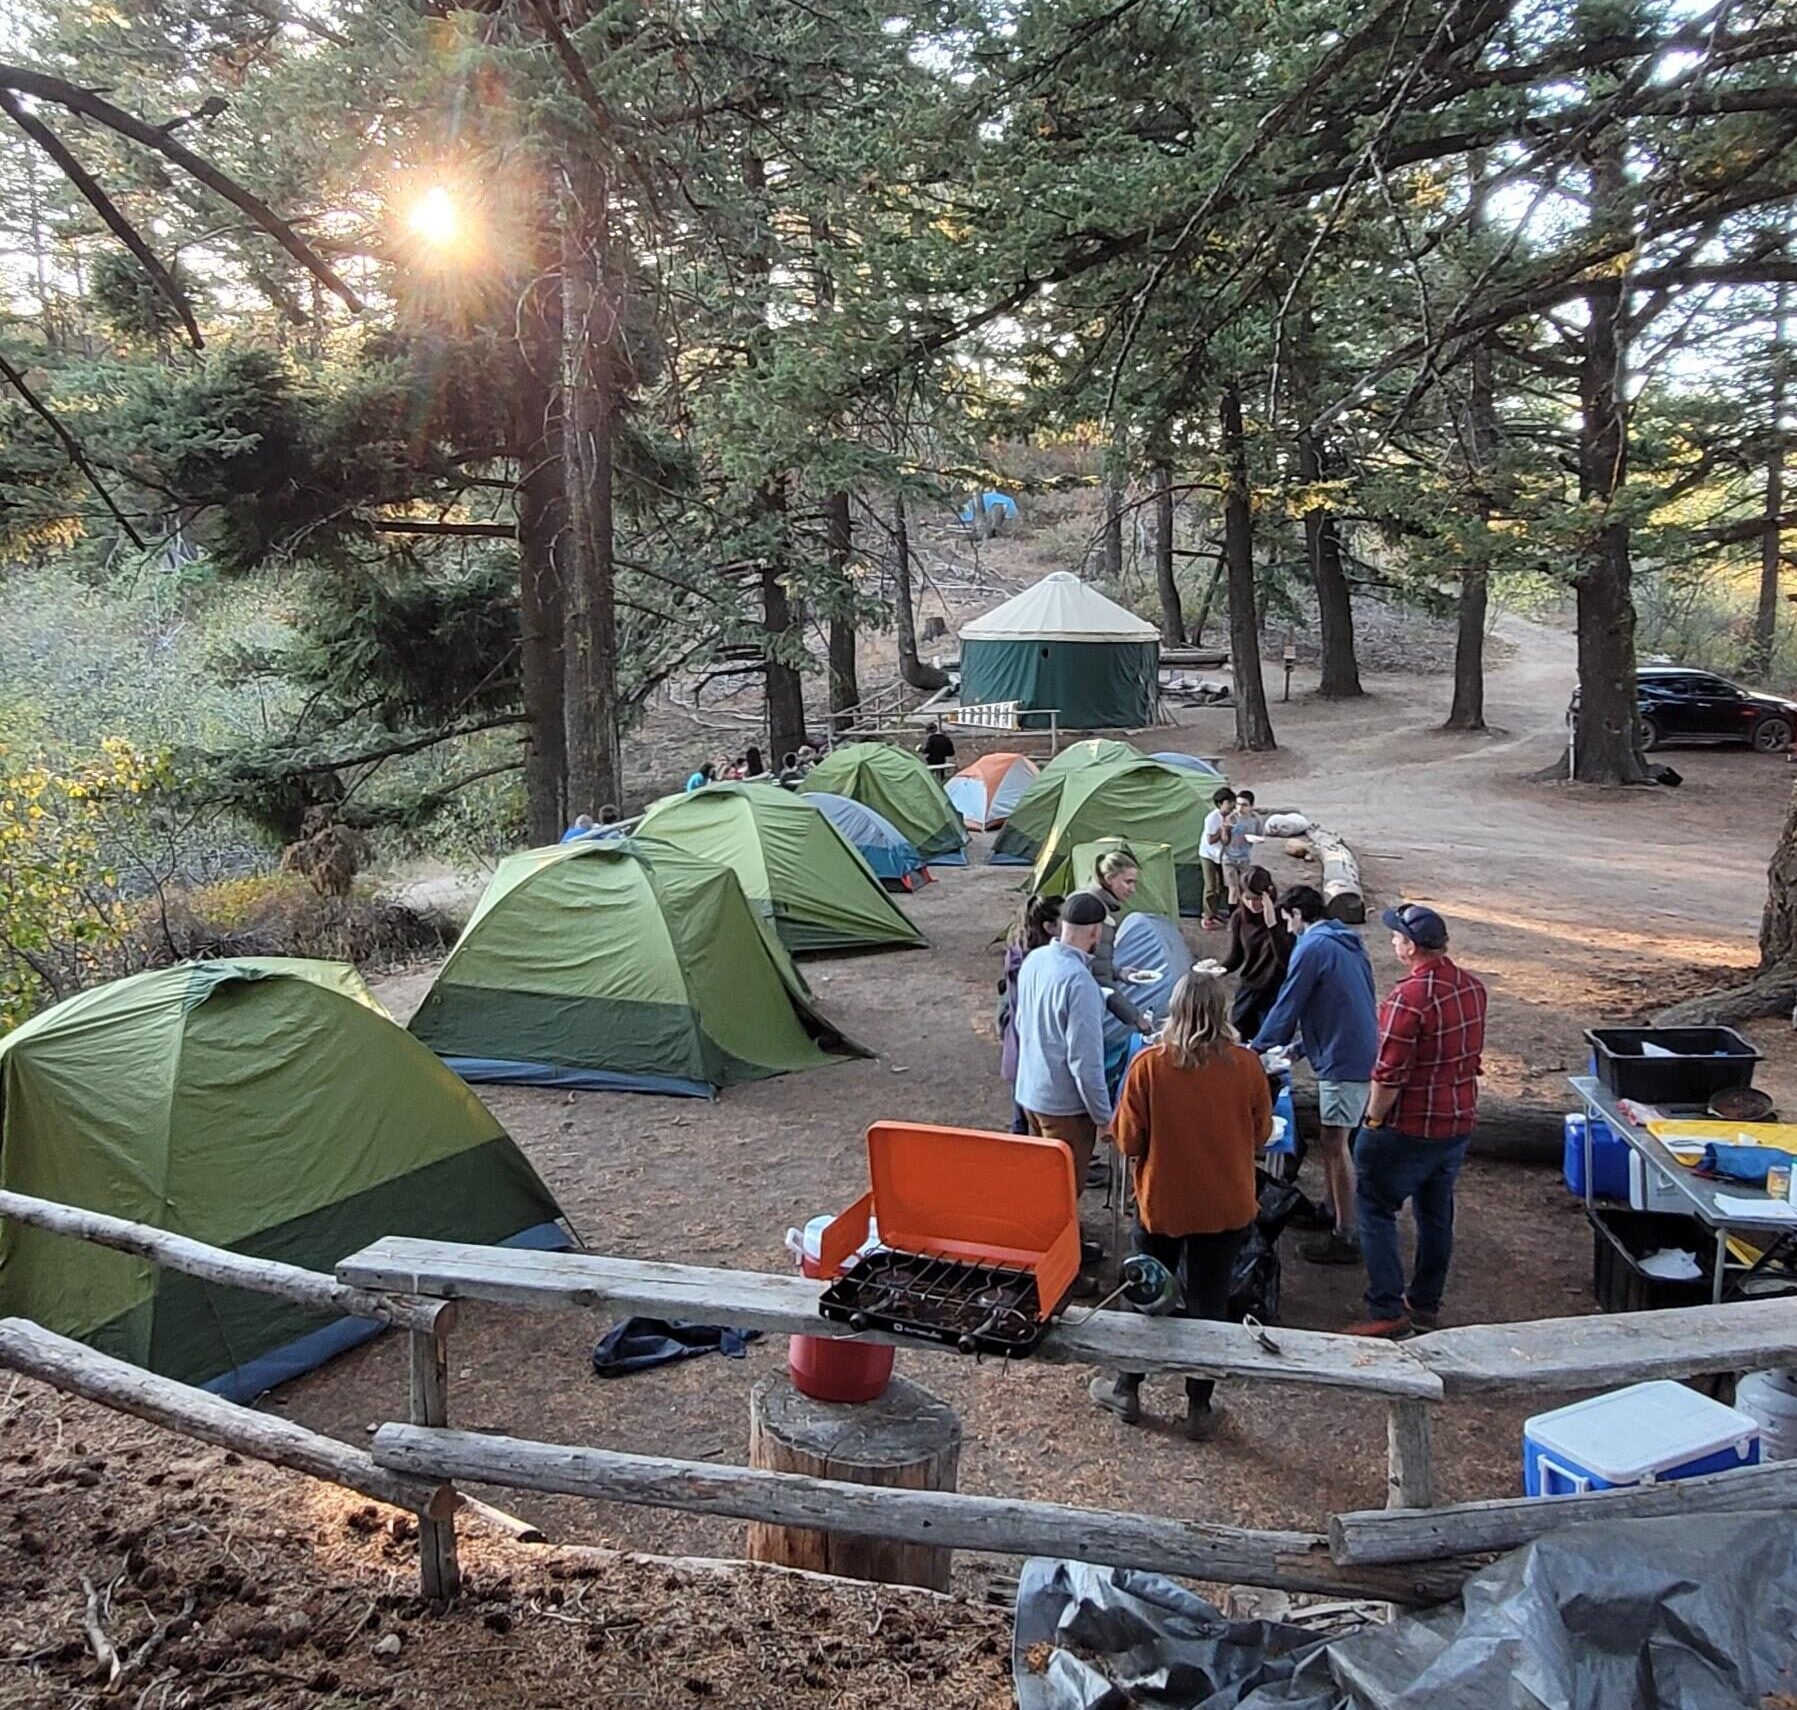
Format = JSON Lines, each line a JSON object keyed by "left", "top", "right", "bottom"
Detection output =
{"left": 1589, "top": 1207, "right": 1716, "bottom": 1313}
{"left": 1585, "top": 1026, "right": 1760, "bottom": 1106}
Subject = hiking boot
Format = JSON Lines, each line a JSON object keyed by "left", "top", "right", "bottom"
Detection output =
{"left": 1080, "top": 1237, "right": 1105, "bottom": 1265}
{"left": 1405, "top": 1299, "right": 1441, "bottom": 1332}
{"left": 1185, "top": 1399, "right": 1225, "bottom": 1442}
{"left": 1300, "top": 1231, "right": 1362, "bottom": 1266}
{"left": 1068, "top": 1272, "right": 1101, "bottom": 1300}
{"left": 1291, "top": 1197, "right": 1335, "bottom": 1233}
{"left": 1084, "top": 1160, "right": 1110, "bottom": 1190}
{"left": 1344, "top": 1313, "right": 1413, "bottom": 1340}
{"left": 1088, "top": 1375, "right": 1141, "bottom": 1425}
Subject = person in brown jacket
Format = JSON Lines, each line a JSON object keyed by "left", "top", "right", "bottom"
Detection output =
{"left": 1089, "top": 972, "right": 1271, "bottom": 1440}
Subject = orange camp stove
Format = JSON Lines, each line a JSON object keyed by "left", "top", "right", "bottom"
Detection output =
{"left": 816, "top": 1123, "right": 1081, "bottom": 1356}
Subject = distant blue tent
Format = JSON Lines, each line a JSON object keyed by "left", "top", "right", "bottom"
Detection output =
{"left": 805, "top": 792, "right": 932, "bottom": 893}
{"left": 959, "top": 491, "right": 1020, "bottom": 526}
{"left": 1149, "top": 752, "right": 1226, "bottom": 777}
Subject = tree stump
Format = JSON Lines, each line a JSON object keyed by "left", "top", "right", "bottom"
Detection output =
{"left": 747, "top": 1373, "right": 961, "bottom": 1590}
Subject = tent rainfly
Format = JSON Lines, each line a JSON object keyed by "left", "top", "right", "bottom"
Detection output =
{"left": 991, "top": 756, "right": 1228, "bottom": 915}
{"left": 0, "top": 959, "right": 565, "bottom": 1399}
{"left": 635, "top": 783, "right": 924, "bottom": 955}
{"left": 958, "top": 573, "right": 1160, "bottom": 729}
{"left": 805, "top": 792, "right": 933, "bottom": 892}
{"left": 802, "top": 743, "right": 967, "bottom": 863}
{"left": 946, "top": 752, "right": 1039, "bottom": 831}
{"left": 408, "top": 839, "right": 867, "bottom": 1096}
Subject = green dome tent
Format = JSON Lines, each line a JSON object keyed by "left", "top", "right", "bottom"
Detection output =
{"left": 1040, "top": 738, "right": 1141, "bottom": 777}
{"left": 0, "top": 959, "right": 565, "bottom": 1400}
{"left": 991, "top": 757, "right": 1229, "bottom": 915}
{"left": 636, "top": 783, "right": 923, "bottom": 955}
{"left": 802, "top": 743, "right": 967, "bottom": 863}
{"left": 408, "top": 839, "right": 868, "bottom": 1096}
{"left": 1032, "top": 837, "right": 1180, "bottom": 924}
{"left": 958, "top": 573, "right": 1160, "bottom": 729}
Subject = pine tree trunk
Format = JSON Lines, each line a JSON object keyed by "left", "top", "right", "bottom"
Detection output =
{"left": 1447, "top": 165, "right": 1496, "bottom": 733}
{"left": 1100, "top": 468, "right": 1124, "bottom": 581}
{"left": 825, "top": 490, "right": 859, "bottom": 733}
{"left": 1222, "top": 382, "right": 1276, "bottom": 751}
{"left": 763, "top": 553, "right": 808, "bottom": 758}
{"left": 1750, "top": 283, "right": 1789, "bottom": 682}
{"left": 1446, "top": 334, "right": 1496, "bottom": 731}
{"left": 1294, "top": 424, "right": 1361, "bottom": 699}
{"left": 558, "top": 166, "right": 622, "bottom": 815}
{"left": 1572, "top": 268, "right": 1646, "bottom": 785}
{"left": 892, "top": 487, "right": 948, "bottom": 692}
{"left": 1762, "top": 783, "right": 1797, "bottom": 967}
{"left": 1150, "top": 460, "right": 1185, "bottom": 641}
{"left": 514, "top": 256, "right": 567, "bottom": 842}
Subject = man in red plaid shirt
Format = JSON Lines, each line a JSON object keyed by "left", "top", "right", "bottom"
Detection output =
{"left": 1345, "top": 904, "right": 1487, "bottom": 1339}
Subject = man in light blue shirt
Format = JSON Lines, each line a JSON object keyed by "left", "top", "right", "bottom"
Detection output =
{"left": 1014, "top": 890, "right": 1114, "bottom": 1218}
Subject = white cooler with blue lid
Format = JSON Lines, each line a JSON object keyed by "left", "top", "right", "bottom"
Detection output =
{"left": 1524, "top": 1380, "right": 1760, "bottom": 1496}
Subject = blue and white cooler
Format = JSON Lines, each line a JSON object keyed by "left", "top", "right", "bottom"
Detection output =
{"left": 1523, "top": 1380, "right": 1760, "bottom": 1496}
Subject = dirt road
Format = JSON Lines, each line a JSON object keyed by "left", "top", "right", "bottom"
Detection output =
{"left": 270, "top": 611, "right": 1788, "bottom": 1586}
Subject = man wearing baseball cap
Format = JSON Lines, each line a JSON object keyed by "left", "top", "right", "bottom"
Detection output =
{"left": 1346, "top": 903, "right": 1488, "bottom": 1339}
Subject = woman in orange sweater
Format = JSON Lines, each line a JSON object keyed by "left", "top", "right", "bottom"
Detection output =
{"left": 1089, "top": 972, "right": 1271, "bottom": 1440}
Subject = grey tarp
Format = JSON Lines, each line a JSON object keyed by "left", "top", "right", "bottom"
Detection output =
{"left": 1014, "top": 1513, "right": 1797, "bottom": 1709}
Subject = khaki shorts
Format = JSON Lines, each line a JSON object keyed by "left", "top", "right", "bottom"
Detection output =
{"left": 1316, "top": 1079, "right": 1371, "bottom": 1129}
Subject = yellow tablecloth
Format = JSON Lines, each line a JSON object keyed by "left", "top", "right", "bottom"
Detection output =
{"left": 1645, "top": 1120, "right": 1797, "bottom": 1149}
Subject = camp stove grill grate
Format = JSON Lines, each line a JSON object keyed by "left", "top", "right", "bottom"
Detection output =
{"left": 818, "top": 1247, "right": 1059, "bottom": 1355}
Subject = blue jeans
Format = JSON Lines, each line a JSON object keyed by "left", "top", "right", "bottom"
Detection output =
{"left": 1354, "top": 1129, "right": 1469, "bottom": 1319}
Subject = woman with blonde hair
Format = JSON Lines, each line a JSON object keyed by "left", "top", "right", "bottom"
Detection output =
{"left": 1076, "top": 847, "right": 1149, "bottom": 1034}
{"left": 1089, "top": 972, "right": 1271, "bottom": 1440}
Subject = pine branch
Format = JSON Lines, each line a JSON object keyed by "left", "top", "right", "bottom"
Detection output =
{"left": 0, "top": 63, "right": 363, "bottom": 312}
{"left": 0, "top": 90, "right": 204, "bottom": 350}
{"left": 0, "top": 350, "right": 146, "bottom": 548}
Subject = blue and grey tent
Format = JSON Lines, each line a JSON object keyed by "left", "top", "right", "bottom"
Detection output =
{"left": 804, "top": 792, "right": 933, "bottom": 892}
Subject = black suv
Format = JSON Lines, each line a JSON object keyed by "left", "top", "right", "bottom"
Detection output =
{"left": 1571, "top": 666, "right": 1797, "bottom": 753}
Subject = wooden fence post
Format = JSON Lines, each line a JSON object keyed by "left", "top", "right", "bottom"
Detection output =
{"left": 1386, "top": 1400, "right": 1435, "bottom": 1510}
{"left": 409, "top": 1312, "right": 459, "bottom": 1601}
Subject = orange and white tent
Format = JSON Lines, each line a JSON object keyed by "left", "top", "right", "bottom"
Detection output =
{"left": 945, "top": 752, "right": 1039, "bottom": 831}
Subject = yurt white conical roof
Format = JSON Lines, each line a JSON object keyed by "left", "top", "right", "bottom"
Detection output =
{"left": 958, "top": 573, "right": 1160, "bottom": 728}
{"left": 959, "top": 572, "right": 1160, "bottom": 643}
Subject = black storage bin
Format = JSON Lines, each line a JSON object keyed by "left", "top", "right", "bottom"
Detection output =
{"left": 1589, "top": 1207, "right": 1715, "bottom": 1313}
{"left": 1585, "top": 1026, "right": 1760, "bottom": 1105}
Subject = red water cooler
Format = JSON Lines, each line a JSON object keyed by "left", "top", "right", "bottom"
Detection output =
{"left": 788, "top": 1214, "right": 894, "bottom": 1403}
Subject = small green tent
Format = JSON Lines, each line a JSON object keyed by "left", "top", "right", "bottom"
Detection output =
{"left": 1031, "top": 837, "right": 1179, "bottom": 923}
{"left": 991, "top": 757, "right": 1228, "bottom": 915}
{"left": 636, "top": 784, "right": 923, "bottom": 955}
{"left": 958, "top": 573, "right": 1160, "bottom": 728}
{"left": 408, "top": 839, "right": 867, "bottom": 1096}
{"left": 802, "top": 743, "right": 967, "bottom": 862}
{"left": 0, "top": 959, "right": 564, "bottom": 1399}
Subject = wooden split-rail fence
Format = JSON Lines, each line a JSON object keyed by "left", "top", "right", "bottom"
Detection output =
{"left": 4, "top": 1188, "right": 1797, "bottom": 1608}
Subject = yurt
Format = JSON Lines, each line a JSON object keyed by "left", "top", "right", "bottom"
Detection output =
{"left": 407, "top": 840, "right": 866, "bottom": 1096}
{"left": 802, "top": 743, "right": 967, "bottom": 863}
{"left": 0, "top": 960, "right": 565, "bottom": 1398}
{"left": 945, "top": 752, "right": 1038, "bottom": 832}
{"left": 635, "top": 783, "right": 923, "bottom": 954}
{"left": 958, "top": 573, "right": 1160, "bottom": 728}
{"left": 806, "top": 793, "right": 933, "bottom": 892}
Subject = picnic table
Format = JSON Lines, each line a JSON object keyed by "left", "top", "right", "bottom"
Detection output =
{"left": 1569, "top": 1075, "right": 1797, "bottom": 1303}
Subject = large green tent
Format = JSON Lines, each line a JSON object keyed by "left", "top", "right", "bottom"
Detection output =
{"left": 0, "top": 959, "right": 564, "bottom": 1400}
{"left": 802, "top": 743, "right": 967, "bottom": 862}
{"left": 636, "top": 784, "right": 923, "bottom": 955}
{"left": 1031, "top": 837, "right": 1180, "bottom": 923}
{"left": 408, "top": 839, "right": 867, "bottom": 1096}
{"left": 991, "top": 757, "right": 1229, "bottom": 915}
{"left": 958, "top": 573, "right": 1160, "bottom": 728}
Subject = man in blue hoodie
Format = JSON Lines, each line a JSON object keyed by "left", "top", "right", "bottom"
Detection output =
{"left": 1250, "top": 884, "right": 1378, "bottom": 1266}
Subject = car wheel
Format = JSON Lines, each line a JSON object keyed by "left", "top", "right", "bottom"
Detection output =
{"left": 1753, "top": 716, "right": 1793, "bottom": 754}
{"left": 1637, "top": 715, "right": 1661, "bottom": 752}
